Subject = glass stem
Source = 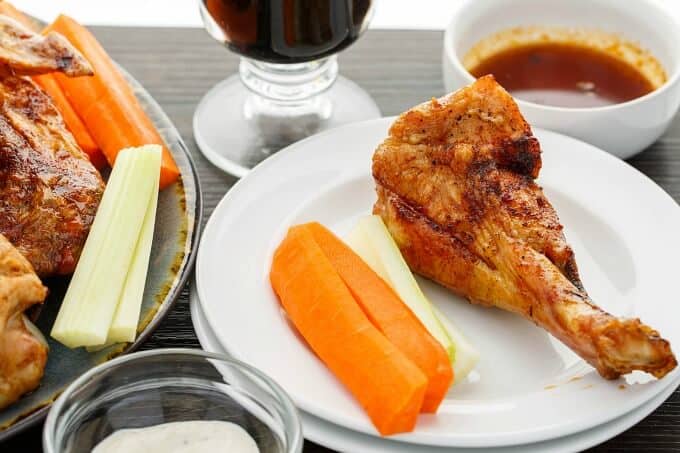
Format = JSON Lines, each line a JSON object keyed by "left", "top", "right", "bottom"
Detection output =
{"left": 239, "top": 57, "right": 339, "bottom": 153}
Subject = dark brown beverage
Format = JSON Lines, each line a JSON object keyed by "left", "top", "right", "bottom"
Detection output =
{"left": 203, "top": 0, "right": 372, "bottom": 64}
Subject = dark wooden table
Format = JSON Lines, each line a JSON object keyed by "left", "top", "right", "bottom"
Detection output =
{"left": 5, "top": 26, "right": 680, "bottom": 453}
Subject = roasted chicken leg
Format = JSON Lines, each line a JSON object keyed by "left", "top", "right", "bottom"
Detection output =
{"left": 373, "top": 75, "right": 677, "bottom": 379}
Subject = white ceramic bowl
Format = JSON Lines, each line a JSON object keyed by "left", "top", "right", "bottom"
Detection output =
{"left": 442, "top": 0, "right": 680, "bottom": 158}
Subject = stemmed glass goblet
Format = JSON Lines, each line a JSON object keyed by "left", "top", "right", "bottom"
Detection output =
{"left": 195, "top": 0, "right": 380, "bottom": 177}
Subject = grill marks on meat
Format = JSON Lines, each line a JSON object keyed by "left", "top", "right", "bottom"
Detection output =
{"left": 372, "top": 75, "right": 677, "bottom": 379}
{"left": 0, "top": 233, "right": 47, "bottom": 409}
{"left": 0, "top": 16, "right": 92, "bottom": 77}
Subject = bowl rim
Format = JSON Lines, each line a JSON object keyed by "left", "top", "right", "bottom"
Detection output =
{"left": 42, "top": 348, "right": 304, "bottom": 453}
{"left": 443, "top": 0, "right": 680, "bottom": 113}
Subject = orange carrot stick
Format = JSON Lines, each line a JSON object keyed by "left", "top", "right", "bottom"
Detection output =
{"left": 305, "top": 222, "right": 454, "bottom": 412}
{"left": 47, "top": 14, "right": 180, "bottom": 189}
{"left": 33, "top": 74, "right": 107, "bottom": 169}
{"left": 270, "top": 226, "right": 427, "bottom": 435}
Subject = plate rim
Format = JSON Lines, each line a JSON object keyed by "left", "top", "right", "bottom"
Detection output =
{"left": 0, "top": 68, "right": 204, "bottom": 442}
{"left": 189, "top": 282, "right": 680, "bottom": 453}
{"left": 195, "top": 117, "right": 680, "bottom": 447}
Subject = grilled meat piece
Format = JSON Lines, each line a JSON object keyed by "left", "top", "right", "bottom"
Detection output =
{"left": 0, "top": 15, "right": 92, "bottom": 76}
{"left": 0, "top": 75, "right": 104, "bottom": 276}
{"left": 0, "top": 233, "right": 47, "bottom": 409}
{"left": 0, "top": 16, "right": 103, "bottom": 276}
{"left": 372, "top": 75, "right": 677, "bottom": 379}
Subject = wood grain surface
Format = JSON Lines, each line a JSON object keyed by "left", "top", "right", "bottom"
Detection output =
{"left": 4, "top": 27, "right": 680, "bottom": 453}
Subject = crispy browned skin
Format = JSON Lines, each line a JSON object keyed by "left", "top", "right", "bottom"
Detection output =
{"left": 0, "top": 76, "right": 104, "bottom": 276}
{"left": 0, "top": 15, "right": 92, "bottom": 76}
{"left": 0, "top": 233, "right": 47, "bottom": 409}
{"left": 0, "top": 16, "right": 103, "bottom": 276}
{"left": 373, "top": 75, "right": 677, "bottom": 379}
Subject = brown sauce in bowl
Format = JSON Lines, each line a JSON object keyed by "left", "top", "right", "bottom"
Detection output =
{"left": 464, "top": 27, "right": 666, "bottom": 108}
{"left": 469, "top": 42, "right": 654, "bottom": 108}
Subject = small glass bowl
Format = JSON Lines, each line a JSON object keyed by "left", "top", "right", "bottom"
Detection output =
{"left": 43, "top": 348, "right": 303, "bottom": 453}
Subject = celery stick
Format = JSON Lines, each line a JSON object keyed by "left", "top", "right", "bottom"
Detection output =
{"left": 432, "top": 305, "right": 479, "bottom": 382}
{"left": 346, "top": 225, "right": 382, "bottom": 272}
{"left": 51, "top": 146, "right": 161, "bottom": 348}
{"left": 348, "top": 215, "right": 456, "bottom": 360}
{"left": 53, "top": 154, "right": 133, "bottom": 333}
{"left": 107, "top": 165, "right": 159, "bottom": 343}
{"left": 347, "top": 215, "right": 481, "bottom": 380}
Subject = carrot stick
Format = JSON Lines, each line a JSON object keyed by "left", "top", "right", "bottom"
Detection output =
{"left": 46, "top": 14, "right": 180, "bottom": 189}
{"left": 270, "top": 226, "right": 427, "bottom": 435}
{"left": 33, "top": 74, "right": 107, "bottom": 169}
{"left": 305, "top": 222, "right": 454, "bottom": 412}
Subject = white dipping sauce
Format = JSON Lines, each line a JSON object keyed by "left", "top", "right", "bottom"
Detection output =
{"left": 92, "top": 420, "right": 259, "bottom": 453}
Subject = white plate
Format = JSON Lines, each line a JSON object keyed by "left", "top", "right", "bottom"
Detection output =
{"left": 196, "top": 118, "right": 680, "bottom": 448}
{"left": 190, "top": 284, "right": 680, "bottom": 453}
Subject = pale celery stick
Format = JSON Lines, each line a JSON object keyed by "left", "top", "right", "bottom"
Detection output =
{"left": 347, "top": 215, "right": 456, "bottom": 360}
{"left": 432, "top": 305, "right": 479, "bottom": 381}
{"left": 51, "top": 153, "right": 134, "bottom": 341}
{"left": 347, "top": 215, "right": 480, "bottom": 380}
{"left": 346, "top": 225, "right": 382, "bottom": 273}
{"left": 53, "top": 154, "right": 133, "bottom": 333}
{"left": 51, "top": 146, "right": 161, "bottom": 348}
{"left": 107, "top": 162, "right": 160, "bottom": 343}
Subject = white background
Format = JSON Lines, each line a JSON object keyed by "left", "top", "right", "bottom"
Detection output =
{"left": 13, "top": 0, "right": 680, "bottom": 29}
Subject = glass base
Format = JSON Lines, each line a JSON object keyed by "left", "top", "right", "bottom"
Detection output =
{"left": 193, "top": 75, "right": 381, "bottom": 177}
